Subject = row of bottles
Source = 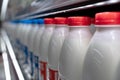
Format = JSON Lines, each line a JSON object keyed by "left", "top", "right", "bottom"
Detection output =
{"left": 3, "top": 12, "right": 120, "bottom": 80}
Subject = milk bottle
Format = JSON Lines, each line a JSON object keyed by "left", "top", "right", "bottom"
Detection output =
{"left": 11, "top": 20, "right": 21, "bottom": 53}
{"left": 10, "top": 21, "right": 18, "bottom": 47}
{"left": 26, "top": 19, "right": 38, "bottom": 78}
{"left": 83, "top": 12, "right": 120, "bottom": 80}
{"left": 39, "top": 18, "right": 55, "bottom": 80}
{"left": 59, "top": 16, "right": 92, "bottom": 80}
{"left": 33, "top": 19, "right": 45, "bottom": 57}
{"left": 15, "top": 20, "right": 26, "bottom": 60}
{"left": 19, "top": 20, "right": 30, "bottom": 64}
{"left": 22, "top": 20, "right": 33, "bottom": 61}
{"left": 29, "top": 19, "right": 44, "bottom": 80}
{"left": 48, "top": 17, "right": 68, "bottom": 80}
{"left": 32, "top": 19, "right": 45, "bottom": 80}
{"left": 22, "top": 20, "right": 33, "bottom": 79}
{"left": 17, "top": 20, "right": 33, "bottom": 65}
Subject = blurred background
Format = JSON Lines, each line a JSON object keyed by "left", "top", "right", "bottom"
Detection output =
{"left": 1, "top": 0, "right": 120, "bottom": 80}
{"left": 1, "top": 0, "right": 90, "bottom": 20}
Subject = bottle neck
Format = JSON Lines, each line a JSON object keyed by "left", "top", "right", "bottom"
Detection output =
{"left": 39, "top": 24, "right": 44, "bottom": 28}
{"left": 95, "top": 26, "right": 120, "bottom": 40}
{"left": 55, "top": 24, "right": 68, "bottom": 29}
{"left": 96, "top": 25, "right": 120, "bottom": 32}
{"left": 69, "top": 26, "right": 90, "bottom": 31}
{"left": 45, "top": 24, "right": 55, "bottom": 28}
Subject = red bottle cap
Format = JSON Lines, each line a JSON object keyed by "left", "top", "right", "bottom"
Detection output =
{"left": 95, "top": 12, "right": 120, "bottom": 25}
{"left": 54, "top": 17, "right": 68, "bottom": 24}
{"left": 68, "top": 16, "right": 91, "bottom": 26}
{"left": 44, "top": 18, "right": 54, "bottom": 24}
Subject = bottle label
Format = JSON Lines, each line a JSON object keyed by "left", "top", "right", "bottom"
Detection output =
{"left": 49, "top": 68, "right": 60, "bottom": 80}
{"left": 34, "top": 55, "right": 39, "bottom": 80}
{"left": 16, "top": 39, "right": 20, "bottom": 51}
{"left": 40, "top": 61, "right": 47, "bottom": 80}
{"left": 23, "top": 46, "right": 28, "bottom": 64}
{"left": 30, "top": 52, "right": 34, "bottom": 76}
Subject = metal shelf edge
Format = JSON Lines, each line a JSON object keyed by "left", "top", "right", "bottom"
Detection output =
{"left": 14, "top": 0, "right": 120, "bottom": 20}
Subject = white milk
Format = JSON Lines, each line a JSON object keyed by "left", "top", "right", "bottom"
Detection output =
{"left": 22, "top": 20, "right": 33, "bottom": 79}
{"left": 28, "top": 20, "right": 40, "bottom": 55}
{"left": 59, "top": 16, "right": 92, "bottom": 80}
{"left": 5, "top": 21, "right": 19, "bottom": 53}
{"left": 10, "top": 22, "right": 18, "bottom": 48}
{"left": 30, "top": 19, "right": 44, "bottom": 80}
{"left": 11, "top": 21, "right": 21, "bottom": 53}
{"left": 19, "top": 20, "right": 33, "bottom": 65}
{"left": 32, "top": 19, "right": 45, "bottom": 80}
{"left": 83, "top": 12, "right": 120, "bottom": 80}
{"left": 22, "top": 20, "right": 33, "bottom": 63}
{"left": 48, "top": 17, "right": 69, "bottom": 80}
{"left": 26, "top": 19, "right": 39, "bottom": 78}
{"left": 33, "top": 20, "right": 45, "bottom": 57}
{"left": 39, "top": 18, "right": 55, "bottom": 80}
{"left": 20, "top": 21, "right": 31, "bottom": 63}
{"left": 28, "top": 19, "right": 38, "bottom": 80}
{"left": 15, "top": 21, "right": 26, "bottom": 60}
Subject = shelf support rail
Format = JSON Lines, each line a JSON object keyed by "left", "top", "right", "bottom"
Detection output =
{"left": 1, "top": 30, "right": 25, "bottom": 80}
{"left": 1, "top": 37, "right": 11, "bottom": 80}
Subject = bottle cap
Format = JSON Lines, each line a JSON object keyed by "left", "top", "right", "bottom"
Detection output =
{"left": 44, "top": 18, "right": 54, "bottom": 24}
{"left": 38, "top": 19, "right": 44, "bottom": 24}
{"left": 68, "top": 16, "right": 91, "bottom": 26}
{"left": 54, "top": 17, "right": 68, "bottom": 24}
{"left": 95, "top": 12, "right": 120, "bottom": 25}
